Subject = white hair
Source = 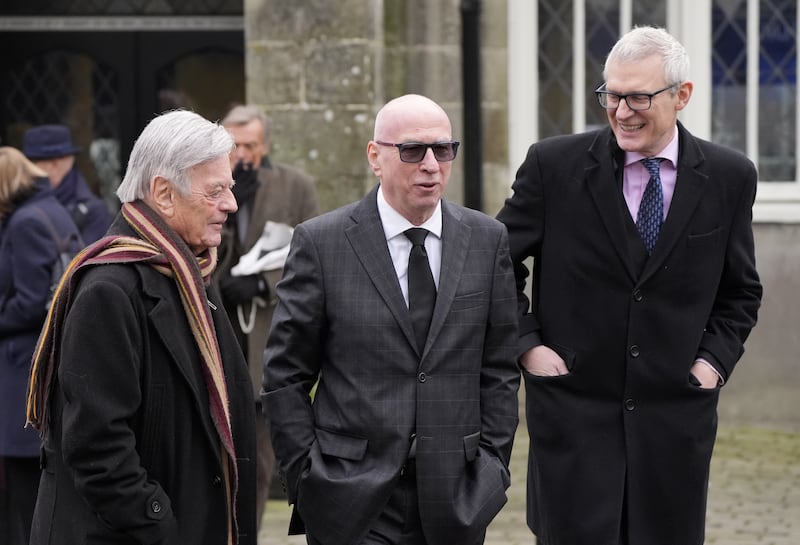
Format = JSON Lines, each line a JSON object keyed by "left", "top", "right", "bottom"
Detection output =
{"left": 604, "top": 26, "right": 690, "bottom": 87}
{"left": 116, "top": 110, "right": 234, "bottom": 203}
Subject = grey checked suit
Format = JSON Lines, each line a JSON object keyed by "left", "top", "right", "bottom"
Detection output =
{"left": 264, "top": 185, "right": 521, "bottom": 545}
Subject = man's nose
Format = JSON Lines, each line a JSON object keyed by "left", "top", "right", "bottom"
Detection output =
{"left": 221, "top": 186, "right": 238, "bottom": 212}
{"left": 615, "top": 98, "right": 636, "bottom": 117}
{"left": 419, "top": 147, "right": 440, "bottom": 170}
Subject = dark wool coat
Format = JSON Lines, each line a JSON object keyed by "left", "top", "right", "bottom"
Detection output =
{"left": 0, "top": 180, "right": 80, "bottom": 457}
{"left": 53, "top": 166, "right": 113, "bottom": 244}
{"left": 496, "top": 123, "right": 762, "bottom": 545}
{"left": 214, "top": 160, "right": 319, "bottom": 396}
{"left": 29, "top": 216, "right": 258, "bottom": 545}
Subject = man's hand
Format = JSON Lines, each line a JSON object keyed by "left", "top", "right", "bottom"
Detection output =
{"left": 690, "top": 360, "right": 721, "bottom": 389}
{"left": 520, "top": 345, "right": 569, "bottom": 376}
{"left": 220, "top": 274, "right": 267, "bottom": 306}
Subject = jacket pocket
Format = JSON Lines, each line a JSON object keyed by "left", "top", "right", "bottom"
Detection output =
{"left": 449, "top": 290, "right": 487, "bottom": 313}
{"left": 550, "top": 342, "right": 577, "bottom": 372}
{"left": 463, "top": 431, "right": 481, "bottom": 462}
{"left": 687, "top": 227, "right": 721, "bottom": 247}
{"left": 315, "top": 427, "right": 368, "bottom": 461}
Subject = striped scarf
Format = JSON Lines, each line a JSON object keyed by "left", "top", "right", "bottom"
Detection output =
{"left": 26, "top": 200, "right": 238, "bottom": 544}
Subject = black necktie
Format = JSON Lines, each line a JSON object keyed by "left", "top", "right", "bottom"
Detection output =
{"left": 637, "top": 158, "right": 664, "bottom": 254}
{"left": 404, "top": 228, "right": 436, "bottom": 353}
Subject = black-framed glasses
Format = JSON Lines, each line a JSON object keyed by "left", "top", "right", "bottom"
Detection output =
{"left": 595, "top": 83, "right": 678, "bottom": 111}
{"left": 374, "top": 140, "right": 460, "bottom": 163}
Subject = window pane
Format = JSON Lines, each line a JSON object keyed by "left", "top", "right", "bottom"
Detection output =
{"left": 712, "top": 0, "right": 748, "bottom": 155}
{"left": 758, "top": 0, "right": 796, "bottom": 181}
{"left": 539, "top": 0, "right": 573, "bottom": 137}
{"left": 3, "top": 51, "right": 121, "bottom": 209}
{"left": 586, "top": 0, "right": 618, "bottom": 130}
{"left": 632, "top": 0, "right": 666, "bottom": 28}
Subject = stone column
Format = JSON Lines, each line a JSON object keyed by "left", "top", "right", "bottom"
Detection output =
{"left": 244, "top": 0, "right": 508, "bottom": 214}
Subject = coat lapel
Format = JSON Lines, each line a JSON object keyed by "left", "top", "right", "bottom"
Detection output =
{"left": 424, "top": 201, "right": 469, "bottom": 358}
{"left": 638, "top": 124, "right": 709, "bottom": 284}
{"left": 245, "top": 168, "right": 274, "bottom": 248}
{"left": 586, "top": 129, "right": 639, "bottom": 283}
{"left": 344, "top": 187, "right": 419, "bottom": 353}
{"left": 144, "top": 272, "right": 220, "bottom": 452}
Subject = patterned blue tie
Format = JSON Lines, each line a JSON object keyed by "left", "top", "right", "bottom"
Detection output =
{"left": 637, "top": 158, "right": 664, "bottom": 254}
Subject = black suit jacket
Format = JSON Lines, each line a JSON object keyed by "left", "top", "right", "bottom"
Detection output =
{"left": 264, "top": 186, "right": 521, "bottom": 545}
{"left": 496, "top": 123, "right": 762, "bottom": 545}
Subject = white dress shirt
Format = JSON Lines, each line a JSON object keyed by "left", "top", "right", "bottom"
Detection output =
{"left": 377, "top": 186, "right": 442, "bottom": 307}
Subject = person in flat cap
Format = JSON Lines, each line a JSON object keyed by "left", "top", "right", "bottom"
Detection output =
{"left": 23, "top": 124, "right": 112, "bottom": 243}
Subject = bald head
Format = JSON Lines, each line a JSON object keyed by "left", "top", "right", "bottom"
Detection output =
{"left": 374, "top": 94, "right": 452, "bottom": 142}
{"left": 367, "top": 94, "right": 455, "bottom": 226}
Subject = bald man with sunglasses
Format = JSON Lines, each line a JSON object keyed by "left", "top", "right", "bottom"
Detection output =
{"left": 264, "top": 94, "right": 520, "bottom": 545}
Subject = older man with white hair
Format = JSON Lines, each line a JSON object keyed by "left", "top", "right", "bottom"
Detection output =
{"left": 27, "top": 110, "right": 258, "bottom": 545}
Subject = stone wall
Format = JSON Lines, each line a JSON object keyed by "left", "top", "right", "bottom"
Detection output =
{"left": 244, "top": 0, "right": 509, "bottom": 214}
{"left": 718, "top": 223, "right": 800, "bottom": 431}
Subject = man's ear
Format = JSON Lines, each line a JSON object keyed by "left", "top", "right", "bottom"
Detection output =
{"left": 149, "top": 175, "right": 176, "bottom": 217}
{"left": 367, "top": 141, "right": 381, "bottom": 177}
{"left": 675, "top": 80, "right": 693, "bottom": 111}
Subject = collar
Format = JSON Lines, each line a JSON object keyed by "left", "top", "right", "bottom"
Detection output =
{"left": 377, "top": 185, "right": 442, "bottom": 241}
{"left": 624, "top": 125, "right": 679, "bottom": 168}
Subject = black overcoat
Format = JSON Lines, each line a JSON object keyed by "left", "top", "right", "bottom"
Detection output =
{"left": 29, "top": 217, "right": 257, "bottom": 545}
{"left": 497, "top": 123, "right": 762, "bottom": 545}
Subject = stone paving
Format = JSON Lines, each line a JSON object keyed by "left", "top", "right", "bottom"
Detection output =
{"left": 259, "top": 424, "right": 800, "bottom": 545}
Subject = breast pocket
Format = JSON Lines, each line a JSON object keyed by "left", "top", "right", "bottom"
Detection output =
{"left": 687, "top": 227, "right": 721, "bottom": 247}
{"left": 449, "top": 290, "right": 487, "bottom": 313}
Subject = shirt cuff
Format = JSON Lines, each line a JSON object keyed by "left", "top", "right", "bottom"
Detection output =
{"left": 695, "top": 358, "right": 725, "bottom": 386}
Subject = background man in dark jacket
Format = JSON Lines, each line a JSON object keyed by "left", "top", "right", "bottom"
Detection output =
{"left": 496, "top": 26, "right": 762, "bottom": 545}
{"left": 215, "top": 104, "right": 319, "bottom": 525}
{"left": 26, "top": 110, "right": 257, "bottom": 545}
{"left": 24, "top": 123, "right": 113, "bottom": 243}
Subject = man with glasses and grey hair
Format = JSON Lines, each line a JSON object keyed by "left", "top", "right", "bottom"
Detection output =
{"left": 497, "top": 26, "right": 762, "bottom": 545}
{"left": 264, "top": 94, "right": 520, "bottom": 545}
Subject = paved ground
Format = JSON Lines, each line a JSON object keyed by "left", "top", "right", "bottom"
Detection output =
{"left": 259, "top": 423, "right": 800, "bottom": 545}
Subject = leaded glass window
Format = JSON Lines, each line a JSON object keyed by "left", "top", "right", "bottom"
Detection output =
{"left": 539, "top": 0, "right": 573, "bottom": 138}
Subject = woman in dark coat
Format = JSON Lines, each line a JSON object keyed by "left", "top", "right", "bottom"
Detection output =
{"left": 0, "top": 146, "right": 81, "bottom": 545}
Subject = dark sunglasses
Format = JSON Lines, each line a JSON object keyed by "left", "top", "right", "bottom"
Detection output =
{"left": 374, "top": 140, "right": 460, "bottom": 163}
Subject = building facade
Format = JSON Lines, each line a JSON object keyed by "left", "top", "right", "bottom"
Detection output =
{"left": 1, "top": 0, "right": 796, "bottom": 428}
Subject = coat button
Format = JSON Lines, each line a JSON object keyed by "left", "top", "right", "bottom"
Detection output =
{"left": 633, "top": 289, "right": 643, "bottom": 302}
{"left": 151, "top": 500, "right": 162, "bottom": 513}
{"left": 418, "top": 372, "right": 426, "bottom": 383}
{"left": 625, "top": 398, "right": 635, "bottom": 411}
{"left": 629, "top": 345, "right": 640, "bottom": 358}
{"left": 212, "top": 475, "right": 222, "bottom": 487}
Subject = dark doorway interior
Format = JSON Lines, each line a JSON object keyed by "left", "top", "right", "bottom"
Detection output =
{"left": 0, "top": 30, "right": 244, "bottom": 210}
